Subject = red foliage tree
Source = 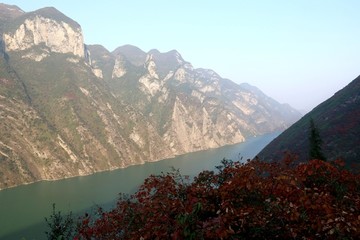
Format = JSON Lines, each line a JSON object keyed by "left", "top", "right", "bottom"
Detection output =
{"left": 76, "top": 158, "right": 360, "bottom": 239}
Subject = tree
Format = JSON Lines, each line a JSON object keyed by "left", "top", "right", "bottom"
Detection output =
{"left": 75, "top": 158, "right": 360, "bottom": 239}
{"left": 309, "top": 118, "right": 326, "bottom": 161}
{"left": 45, "top": 204, "right": 75, "bottom": 240}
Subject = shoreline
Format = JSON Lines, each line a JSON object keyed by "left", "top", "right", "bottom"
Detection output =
{"left": 0, "top": 137, "right": 252, "bottom": 191}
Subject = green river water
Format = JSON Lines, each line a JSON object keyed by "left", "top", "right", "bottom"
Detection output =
{"left": 0, "top": 132, "right": 279, "bottom": 239}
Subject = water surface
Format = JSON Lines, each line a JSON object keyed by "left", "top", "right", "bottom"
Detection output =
{"left": 0, "top": 132, "right": 279, "bottom": 239}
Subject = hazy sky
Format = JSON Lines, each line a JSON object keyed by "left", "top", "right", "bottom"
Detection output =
{"left": 3, "top": 0, "right": 360, "bottom": 112}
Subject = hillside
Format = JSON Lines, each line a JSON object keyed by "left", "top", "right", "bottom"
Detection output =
{"left": 0, "top": 4, "right": 301, "bottom": 189}
{"left": 258, "top": 75, "right": 360, "bottom": 165}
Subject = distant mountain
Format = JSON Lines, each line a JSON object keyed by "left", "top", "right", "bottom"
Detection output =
{"left": 0, "top": 4, "right": 301, "bottom": 189}
{"left": 0, "top": 4, "right": 23, "bottom": 29}
{"left": 113, "top": 44, "right": 147, "bottom": 67}
{"left": 257, "top": 76, "right": 360, "bottom": 166}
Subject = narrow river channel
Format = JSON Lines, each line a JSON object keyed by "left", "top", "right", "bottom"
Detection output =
{"left": 0, "top": 132, "right": 279, "bottom": 239}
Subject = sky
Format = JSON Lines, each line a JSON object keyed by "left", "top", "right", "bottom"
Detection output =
{"left": 3, "top": 0, "right": 360, "bottom": 112}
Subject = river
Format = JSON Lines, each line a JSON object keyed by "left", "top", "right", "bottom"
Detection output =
{"left": 0, "top": 132, "right": 279, "bottom": 239}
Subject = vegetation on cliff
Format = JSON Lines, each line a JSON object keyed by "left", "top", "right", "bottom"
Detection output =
{"left": 258, "top": 76, "right": 360, "bottom": 165}
{"left": 309, "top": 118, "right": 326, "bottom": 161}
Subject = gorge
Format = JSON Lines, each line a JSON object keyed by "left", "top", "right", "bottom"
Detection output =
{"left": 0, "top": 4, "right": 301, "bottom": 189}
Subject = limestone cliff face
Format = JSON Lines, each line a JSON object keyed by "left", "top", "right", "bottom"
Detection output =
{"left": 2, "top": 8, "right": 84, "bottom": 59}
{"left": 105, "top": 48, "right": 301, "bottom": 158}
{"left": 0, "top": 5, "right": 302, "bottom": 190}
{"left": 164, "top": 96, "right": 245, "bottom": 154}
{"left": 112, "top": 55, "right": 127, "bottom": 79}
{"left": 131, "top": 53, "right": 246, "bottom": 155}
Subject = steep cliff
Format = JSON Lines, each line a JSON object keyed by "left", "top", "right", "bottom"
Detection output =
{"left": 2, "top": 7, "right": 84, "bottom": 59}
{"left": 105, "top": 46, "right": 299, "bottom": 155}
{"left": 0, "top": 5, "right": 301, "bottom": 189}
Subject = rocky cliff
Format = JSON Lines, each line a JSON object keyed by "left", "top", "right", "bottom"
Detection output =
{"left": 2, "top": 7, "right": 84, "bottom": 60}
{"left": 0, "top": 4, "right": 301, "bottom": 189}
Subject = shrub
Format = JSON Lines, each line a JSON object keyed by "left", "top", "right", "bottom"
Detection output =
{"left": 45, "top": 204, "right": 74, "bottom": 240}
{"left": 76, "top": 158, "right": 360, "bottom": 239}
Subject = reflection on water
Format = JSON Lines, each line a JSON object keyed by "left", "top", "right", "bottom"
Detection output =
{"left": 0, "top": 132, "right": 279, "bottom": 239}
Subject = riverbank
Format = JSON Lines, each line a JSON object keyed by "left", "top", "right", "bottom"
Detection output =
{"left": 0, "top": 132, "right": 280, "bottom": 239}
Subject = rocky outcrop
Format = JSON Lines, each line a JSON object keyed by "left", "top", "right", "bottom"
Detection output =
{"left": 112, "top": 55, "right": 127, "bottom": 78}
{"left": 164, "top": 96, "right": 245, "bottom": 154}
{"left": 0, "top": 4, "right": 302, "bottom": 189}
{"left": 2, "top": 8, "right": 84, "bottom": 59}
{"left": 104, "top": 48, "right": 301, "bottom": 158}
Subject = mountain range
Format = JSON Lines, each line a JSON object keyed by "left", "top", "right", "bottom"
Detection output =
{"left": 258, "top": 75, "right": 360, "bottom": 166}
{"left": 0, "top": 4, "right": 301, "bottom": 189}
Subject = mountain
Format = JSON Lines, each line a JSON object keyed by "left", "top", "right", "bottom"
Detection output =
{"left": 0, "top": 4, "right": 301, "bottom": 189}
{"left": 257, "top": 76, "right": 360, "bottom": 165}
{"left": 112, "top": 44, "right": 147, "bottom": 67}
{"left": 0, "top": 4, "right": 23, "bottom": 30}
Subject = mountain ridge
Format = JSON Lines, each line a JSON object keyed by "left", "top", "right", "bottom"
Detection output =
{"left": 257, "top": 75, "right": 360, "bottom": 165}
{"left": 0, "top": 4, "right": 301, "bottom": 189}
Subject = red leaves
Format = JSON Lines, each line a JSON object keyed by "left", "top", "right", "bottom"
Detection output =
{"left": 76, "top": 158, "right": 360, "bottom": 239}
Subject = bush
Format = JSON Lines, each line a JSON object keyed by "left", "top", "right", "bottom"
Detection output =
{"left": 75, "top": 158, "right": 360, "bottom": 239}
{"left": 45, "top": 204, "right": 74, "bottom": 240}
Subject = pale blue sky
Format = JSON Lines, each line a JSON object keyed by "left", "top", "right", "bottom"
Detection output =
{"left": 3, "top": 0, "right": 360, "bottom": 112}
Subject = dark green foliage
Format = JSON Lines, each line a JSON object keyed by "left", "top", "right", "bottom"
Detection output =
{"left": 44, "top": 204, "right": 74, "bottom": 240}
{"left": 309, "top": 118, "right": 326, "bottom": 161}
{"left": 258, "top": 76, "right": 360, "bottom": 166}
